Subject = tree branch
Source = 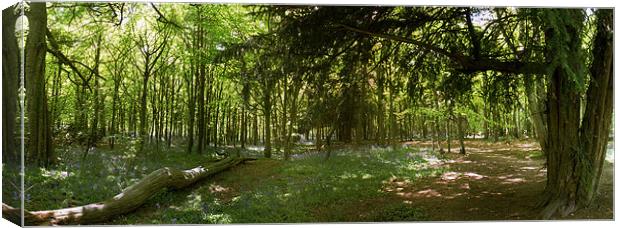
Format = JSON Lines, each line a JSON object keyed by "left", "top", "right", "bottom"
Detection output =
{"left": 150, "top": 3, "right": 185, "bottom": 29}
{"left": 337, "top": 23, "right": 547, "bottom": 75}
{"left": 46, "top": 28, "right": 94, "bottom": 91}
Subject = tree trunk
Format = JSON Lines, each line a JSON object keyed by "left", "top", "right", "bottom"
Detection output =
{"left": 2, "top": 4, "right": 19, "bottom": 163}
{"left": 576, "top": 8, "right": 614, "bottom": 208}
{"left": 539, "top": 9, "right": 613, "bottom": 219}
{"left": 263, "top": 92, "right": 272, "bottom": 158}
{"left": 457, "top": 115, "right": 466, "bottom": 154}
{"left": 252, "top": 113, "right": 258, "bottom": 145}
{"left": 447, "top": 113, "right": 452, "bottom": 153}
{"left": 2, "top": 156, "right": 254, "bottom": 225}
{"left": 196, "top": 62, "right": 205, "bottom": 153}
{"left": 284, "top": 82, "right": 300, "bottom": 160}
{"left": 25, "top": 3, "right": 54, "bottom": 167}
{"left": 525, "top": 74, "right": 547, "bottom": 152}
{"left": 110, "top": 74, "right": 121, "bottom": 149}
{"left": 187, "top": 70, "right": 196, "bottom": 153}
{"left": 376, "top": 74, "right": 385, "bottom": 145}
{"left": 139, "top": 68, "right": 149, "bottom": 151}
{"left": 84, "top": 32, "right": 103, "bottom": 159}
{"left": 432, "top": 91, "right": 443, "bottom": 153}
{"left": 541, "top": 65, "right": 582, "bottom": 218}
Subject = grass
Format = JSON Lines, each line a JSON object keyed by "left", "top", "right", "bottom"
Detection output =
{"left": 3, "top": 138, "right": 222, "bottom": 211}
{"left": 3, "top": 141, "right": 446, "bottom": 224}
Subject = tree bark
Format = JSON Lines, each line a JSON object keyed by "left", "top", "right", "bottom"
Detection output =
{"left": 524, "top": 74, "right": 547, "bottom": 152}
{"left": 2, "top": 4, "right": 19, "bottom": 163}
{"left": 576, "top": 8, "right": 613, "bottom": 207}
{"left": 263, "top": 90, "right": 272, "bottom": 158}
{"left": 539, "top": 9, "right": 614, "bottom": 219}
{"left": 457, "top": 115, "right": 466, "bottom": 154}
{"left": 2, "top": 156, "right": 254, "bottom": 225}
{"left": 25, "top": 3, "right": 54, "bottom": 167}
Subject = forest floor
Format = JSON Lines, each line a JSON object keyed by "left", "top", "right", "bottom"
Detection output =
{"left": 109, "top": 139, "right": 614, "bottom": 223}
{"left": 400, "top": 140, "right": 614, "bottom": 220}
{"left": 5, "top": 139, "right": 613, "bottom": 224}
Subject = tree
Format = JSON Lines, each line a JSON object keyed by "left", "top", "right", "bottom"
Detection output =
{"left": 25, "top": 2, "right": 54, "bottom": 167}
{"left": 265, "top": 6, "right": 614, "bottom": 217}
{"left": 2, "top": 4, "right": 20, "bottom": 164}
{"left": 133, "top": 16, "right": 170, "bottom": 152}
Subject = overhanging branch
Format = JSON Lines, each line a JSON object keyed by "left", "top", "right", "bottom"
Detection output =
{"left": 46, "top": 29, "right": 94, "bottom": 91}
{"left": 338, "top": 23, "right": 546, "bottom": 75}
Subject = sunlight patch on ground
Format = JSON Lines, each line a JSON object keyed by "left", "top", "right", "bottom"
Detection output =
{"left": 415, "top": 189, "right": 442, "bottom": 197}
{"left": 441, "top": 172, "right": 460, "bottom": 181}
{"left": 246, "top": 146, "right": 264, "bottom": 152}
{"left": 481, "top": 191, "right": 503, "bottom": 196}
{"left": 440, "top": 172, "right": 486, "bottom": 181}
{"left": 209, "top": 184, "right": 231, "bottom": 193}
{"left": 443, "top": 192, "right": 466, "bottom": 199}
{"left": 501, "top": 178, "right": 525, "bottom": 184}
{"left": 339, "top": 172, "right": 358, "bottom": 179}
{"left": 463, "top": 172, "right": 485, "bottom": 179}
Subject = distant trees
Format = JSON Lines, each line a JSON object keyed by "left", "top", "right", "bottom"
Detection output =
{"left": 3, "top": 3, "right": 613, "bottom": 218}
{"left": 133, "top": 18, "right": 170, "bottom": 152}
{"left": 262, "top": 6, "right": 613, "bottom": 218}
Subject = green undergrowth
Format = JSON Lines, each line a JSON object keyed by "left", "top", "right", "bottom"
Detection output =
{"left": 5, "top": 142, "right": 445, "bottom": 224}
{"left": 4, "top": 141, "right": 224, "bottom": 211}
{"left": 109, "top": 145, "right": 444, "bottom": 224}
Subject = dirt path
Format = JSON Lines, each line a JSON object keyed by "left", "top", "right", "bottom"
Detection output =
{"left": 388, "top": 140, "right": 614, "bottom": 221}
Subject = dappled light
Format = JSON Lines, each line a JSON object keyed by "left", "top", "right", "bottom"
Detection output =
{"left": 208, "top": 184, "right": 231, "bottom": 193}
{"left": 440, "top": 172, "right": 486, "bottom": 181}
{"left": 2, "top": 2, "right": 613, "bottom": 224}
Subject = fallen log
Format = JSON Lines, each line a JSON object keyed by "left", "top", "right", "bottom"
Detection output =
{"left": 2, "top": 156, "right": 254, "bottom": 225}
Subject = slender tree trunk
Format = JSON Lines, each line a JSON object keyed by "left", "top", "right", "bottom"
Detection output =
{"left": 252, "top": 113, "right": 258, "bottom": 145}
{"left": 457, "top": 115, "right": 466, "bottom": 154}
{"left": 377, "top": 75, "right": 385, "bottom": 144}
{"left": 284, "top": 81, "right": 300, "bottom": 160}
{"left": 84, "top": 32, "right": 103, "bottom": 158}
{"left": 196, "top": 62, "right": 205, "bottom": 153}
{"left": 263, "top": 90, "right": 272, "bottom": 158}
{"left": 186, "top": 70, "right": 196, "bottom": 153}
{"left": 525, "top": 74, "right": 547, "bottom": 151}
{"left": 432, "top": 91, "right": 443, "bottom": 153}
{"left": 447, "top": 112, "right": 452, "bottom": 153}
{"left": 110, "top": 76, "right": 120, "bottom": 149}
{"left": 139, "top": 67, "right": 150, "bottom": 152}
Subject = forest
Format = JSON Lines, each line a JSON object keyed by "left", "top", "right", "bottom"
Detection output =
{"left": 1, "top": 2, "right": 615, "bottom": 225}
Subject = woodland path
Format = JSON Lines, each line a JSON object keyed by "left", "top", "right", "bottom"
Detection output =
{"left": 394, "top": 140, "right": 614, "bottom": 220}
